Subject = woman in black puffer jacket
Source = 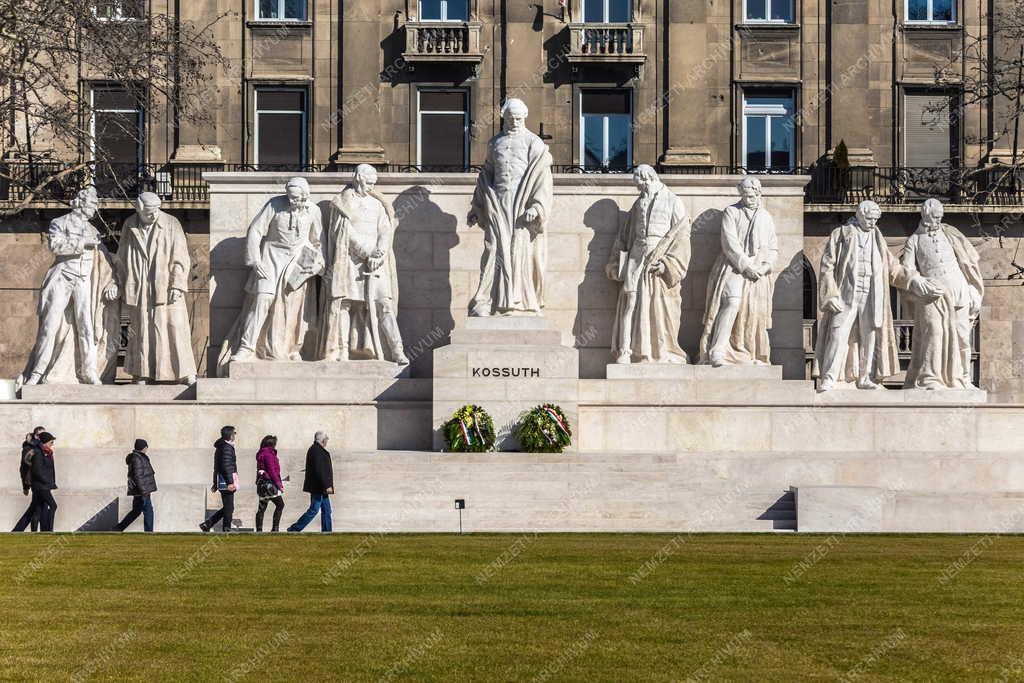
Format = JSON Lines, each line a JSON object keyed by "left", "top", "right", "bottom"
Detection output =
{"left": 115, "top": 439, "right": 158, "bottom": 532}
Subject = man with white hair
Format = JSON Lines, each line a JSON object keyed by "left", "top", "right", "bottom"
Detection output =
{"left": 468, "top": 98, "right": 554, "bottom": 316}
{"left": 21, "top": 187, "right": 106, "bottom": 385}
{"left": 320, "top": 164, "right": 408, "bottom": 364}
{"left": 287, "top": 431, "right": 334, "bottom": 533}
{"left": 814, "top": 200, "right": 923, "bottom": 391}
{"left": 605, "top": 165, "right": 691, "bottom": 364}
{"left": 699, "top": 176, "right": 779, "bottom": 366}
{"left": 110, "top": 192, "right": 197, "bottom": 385}
{"left": 219, "top": 177, "right": 324, "bottom": 370}
{"left": 899, "top": 198, "right": 984, "bottom": 389}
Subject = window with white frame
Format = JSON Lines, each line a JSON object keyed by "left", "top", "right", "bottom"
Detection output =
{"left": 744, "top": 0, "right": 794, "bottom": 23}
{"left": 254, "top": 88, "right": 307, "bottom": 168}
{"left": 418, "top": 90, "right": 469, "bottom": 168}
{"left": 256, "top": 0, "right": 306, "bottom": 21}
{"left": 742, "top": 90, "right": 795, "bottom": 170}
{"left": 93, "top": 0, "right": 144, "bottom": 20}
{"left": 420, "top": 0, "right": 469, "bottom": 21}
{"left": 581, "top": 90, "right": 632, "bottom": 171}
{"left": 906, "top": 0, "right": 955, "bottom": 23}
{"left": 583, "top": 0, "right": 631, "bottom": 22}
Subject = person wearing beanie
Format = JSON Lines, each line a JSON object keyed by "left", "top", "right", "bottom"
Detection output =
{"left": 27, "top": 432, "right": 58, "bottom": 532}
{"left": 115, "top": 438, "right": 158, "bottom": 532}
{"left": 12, "top": 425, "right": 45, "bottom": 532}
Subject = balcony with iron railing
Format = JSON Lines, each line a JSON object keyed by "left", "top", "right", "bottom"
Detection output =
{"left": 403, "top": 21, "right": 484, "bottom": 68}
{"left": 567, "top": 22, "right": 645, "bottom": 66}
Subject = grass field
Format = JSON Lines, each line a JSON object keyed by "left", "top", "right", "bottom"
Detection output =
{"left": 1, "top": 533, "right": 1022, "bottom": 681}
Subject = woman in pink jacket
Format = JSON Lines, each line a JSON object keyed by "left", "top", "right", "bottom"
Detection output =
{"left": 255, "top": 435, "right": 285, "bottom": 532}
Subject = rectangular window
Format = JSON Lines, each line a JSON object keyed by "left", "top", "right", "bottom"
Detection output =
{"left": 91, "top": 85, "right": 144, "bottom": 196}
{"left": 744, "top": 0, "right": 794, "bottom": 22}
{"left": 581, "top": 90, "right": 632, "bottom": 171}
{"left": 904, "top": 91, "right": 956, "bottom": 167}
{"left": 420, "top": 0, "right": 469, "bottom": 21}
{"left": 583, "top": 0, "right": 631, "bottom": 22}
{"left": 93, "top": 0, "right": 143, "bottom": 20}
{"left": 254, "top": 88, "right": 307, "bottom": 168}
{"left": 418, "top": 89, "right": 469, "bottom": 168}
{"left": 906, "top": 0, "right": 955, "bottom": 23}
{"left": 742, "top": 90, "right": 795, "bottom": 170}
{"left": 256, "top": 0, "right": 306, "bottom": 20}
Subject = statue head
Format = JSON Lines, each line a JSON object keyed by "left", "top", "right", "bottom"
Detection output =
{"left": 285, "top": 177, "right": 311, "bottom": 211}
{"left": 71, "top": 186, "right": 99, "bottom": 219}
{"left": 135, "top": 192, "right": 162, "bottom": 226}
{"left": 501, "top": 98, "right": 528, "bottom": 135}
{"left": 920, "top": 198, "right": 944, "bottom": 231}
{"left": 353, "top": 164, "right": 378, "bottom": 196}
{"left": 632, "top": 164, "right": 660, "bottom": 195}
{"left": 737, "top": 176, "right": 762, "bottom": 210}
{"left": 854, "top": 200, "right": 882, "bottom": 232}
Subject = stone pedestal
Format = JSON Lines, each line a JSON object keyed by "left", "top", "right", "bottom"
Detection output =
{"left": 602, "top": 362, "right": 813, "bottom": 403}
{"left": 197, "top": 359, "right": 409, "bottom": 403}
{"left": 432, "top": 317, "right": 579, "bottom": 451}
{"left": 18, "top": 383, "right": 195, "bottom": 403}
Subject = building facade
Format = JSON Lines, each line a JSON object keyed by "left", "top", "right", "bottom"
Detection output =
{"left": 2, "top": 0, "right": 1023, "bottom": 396}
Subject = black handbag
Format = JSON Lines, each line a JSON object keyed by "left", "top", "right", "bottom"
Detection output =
{"left": 256, "top": 471, "right": 280, "bottom": 500}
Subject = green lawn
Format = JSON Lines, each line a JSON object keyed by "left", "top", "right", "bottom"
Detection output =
{"left": 1, "top": 533, "right": 1022, "bottom": 681}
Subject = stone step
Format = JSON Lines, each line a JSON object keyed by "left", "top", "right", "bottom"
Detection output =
{"left": 814, "top": 387, "right": 988, "bottom": 404}
{"left": 226, "top": 359, "right": 409, "bottom": 379}
{"left": 606, "top": 363, "right": 784, "bottom": 381}
{"left": 18, "top": 383, "right": 195, "bottom": 403}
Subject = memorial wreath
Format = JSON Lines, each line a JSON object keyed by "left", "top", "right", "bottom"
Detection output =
{"left": 515, "top": 403, "right": 572, "bottom": 453}
{"left": 442, "top": 404, "right": 497, "bottom": 452}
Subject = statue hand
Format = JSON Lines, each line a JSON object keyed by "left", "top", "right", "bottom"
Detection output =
{"left": 467, "top": 210, "right": 479, "bottom": 227}
{"left": 742, "top": 266, "right": 761, "bottom": 281}
{"left": 103, "top": 284, "right": 119, "bottom": 302}
{"left": 168, "top": 288, "right": 184, "bottom": 304}
{"left": 823, "top": 297, "right": 843, "bottom": 315}
{"left": 648, "top": 260, "right": 666, "bottom": 276}
{"left": 522, "top": 207, "right": 539, "bottom": 224}
{"left": 367, "top": 255, "right": 384, "bottom": 272}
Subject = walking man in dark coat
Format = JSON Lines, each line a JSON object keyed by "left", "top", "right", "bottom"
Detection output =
{"left": 287, "top": 431, "right": 334, "bottom": 533}
{"left": 115, "top": 439, "right": 158, "bottom": 532}
{"left": 26, "top": 432, "right": 59, "bottom": 532}
{"left": 12, "top": 426, "right": 45, "bottom": 532}
{"left": 200, "top": 426, "right": 239, "bottom": 532}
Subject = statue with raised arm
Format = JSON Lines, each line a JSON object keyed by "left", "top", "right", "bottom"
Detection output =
{"left": 218, "top": 177, "right": 323, "bottom": 372}
{"left": 111, "top": 192, "right": 197, "bottom": 385}
{"left": 814, "top": 200, "right": 924, "bottom": 391}
{"left": 20, "top": 187, "right": 120, "bottom": 385}
{"left": 698, "top": 176, "right": 779, "bottom": 366}
{"left": 467, "top": 98, "right": 554, "bottom": 316}
{"left": 899, "top": 198, "right": 984, "bottom": 389}
{"left": 605, "top": 165, "right": 691, "bottom": 364}
{"left": 320, "top": 164, "right": 408, "bottom": 364}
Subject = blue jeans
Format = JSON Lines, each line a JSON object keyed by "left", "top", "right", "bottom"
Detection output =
{"left": 116, "top": 494, "right": 154, "bottom": 532}
{"left": 287, "top": 493, "right": 332, "bottom": 533}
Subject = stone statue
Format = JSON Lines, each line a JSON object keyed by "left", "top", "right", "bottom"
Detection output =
{"left": 320, "top": 164, "right": 408, "bottom": 364}
{"left": 218, "top": 177, "right": 324, "bottom": 372}
{"left": 467, "top": 98, "right": 554, "bottom": 316}
{"left": 698, "top": 176, "right": 778, "bottom": 366}
{"left": 605, "top": 165, "right": 691, "bottom": 364}
{"left": 20, "top": 187, "right": 120, "bottom": 386}
{"left": 813, "top": 200, "right": 922, "bottom": 391}
{"left": 110, "top": 192, "right": 197, "bottom": 385}
{"left": 899, "top": 198, "right": 984, "bottom": 389}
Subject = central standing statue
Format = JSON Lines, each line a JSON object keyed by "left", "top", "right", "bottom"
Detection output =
{"left": 605, "top": 165, "right": 691, "bottom": 364}
{"left": 467, "top": 98, "right": 553, "bottom": 316}
{"left": 698, "top": 176, "right": 778, "bottom": 366}
{"left": 320, "top": 164, "right": 408, "bottom": 364}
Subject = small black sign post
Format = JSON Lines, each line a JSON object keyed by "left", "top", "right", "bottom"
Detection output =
{"left": 454, "top": 498, "right": 466, "bottom": 534}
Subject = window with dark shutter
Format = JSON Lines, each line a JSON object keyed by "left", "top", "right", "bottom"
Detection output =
{"left": 904, "top": 92, "right": 955, "bottom": 168}
{"left": 418, "top": 89, "right": 468, "bottom": 169}
{"left": 255, "top": 88, "right": 307, "bottom": 169}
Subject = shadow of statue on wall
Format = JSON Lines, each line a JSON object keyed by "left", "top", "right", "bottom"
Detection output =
{"left": 392, "top": 186, "right": 459, "bottom": 379}
{"left": 207, "top": 235, "right": 247, "bottom": 368}
{"left": 577, "top": 198, "right": 628, "bottom": 378}
{"left": 681, "top": 208, "right": 724, "bottom": 358}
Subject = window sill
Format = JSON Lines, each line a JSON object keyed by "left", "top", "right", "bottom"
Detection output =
{"left": 736, "top": 22, "right": 800, "bottom": 30}
{"left": 902, "top": 22, "right": 960, "bottom": 30}
{"left": 246, "top": 20, "right": 312, "bottom": 30}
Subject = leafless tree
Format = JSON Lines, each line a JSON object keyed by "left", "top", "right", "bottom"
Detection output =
{"left": 0, "top": 0, "right": 229, "bottom": 216}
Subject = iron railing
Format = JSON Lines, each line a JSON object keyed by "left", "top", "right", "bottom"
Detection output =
{"left": 3, "top": 160, "right": 1023, "bottom": 208}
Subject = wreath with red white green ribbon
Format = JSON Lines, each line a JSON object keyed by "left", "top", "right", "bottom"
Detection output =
{"left": 442, "top": 404, "right": 497, "bottom": 453}
{"left": 515, "top": 403, "right": 572, "bottom": 453}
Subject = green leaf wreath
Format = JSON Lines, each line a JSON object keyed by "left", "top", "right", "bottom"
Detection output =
{"left": 515, "top": 403, "right": 572, "bottom": 453}
{"left": 442, "top": 404, "right": 497, "bottom": 452}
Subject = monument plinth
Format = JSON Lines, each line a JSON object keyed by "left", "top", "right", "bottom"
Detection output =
{"left": 433, "top": 317, "right": 579, "bottom": 451}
